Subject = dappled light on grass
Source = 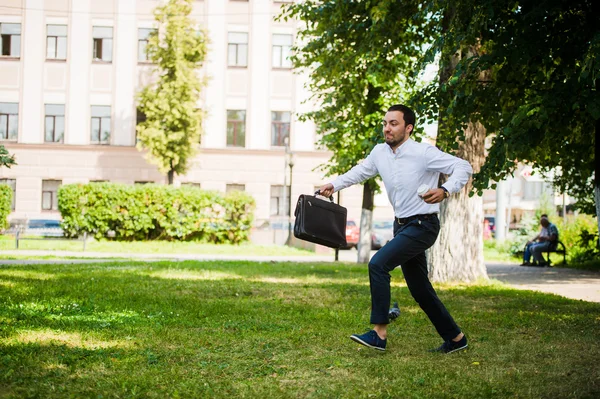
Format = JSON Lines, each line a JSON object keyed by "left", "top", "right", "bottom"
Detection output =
{"left": 5, "top": 329, "right": 133, "bottom": 350}
{"left": 0, "top": 269, "right": 57, "bottom": 280}
{"left": 147, "top": 269, "right": 243, "bottom": 281}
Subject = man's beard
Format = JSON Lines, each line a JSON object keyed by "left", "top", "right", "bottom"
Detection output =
{"left": 385, "top": 134, "right": 406, "bottom": 148}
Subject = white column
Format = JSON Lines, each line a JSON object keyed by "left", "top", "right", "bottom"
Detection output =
{"left": 113, "top": 0, "right": 136, "bottom": 146}
{"left": 248, "top": 0, "right": 271, "bottom": 150}
{"left": 203, "top": 0, "right": 227, "bottom": 148}
{"left": 20, "top": 0, "right": 45, "bottom": 144}
{"left": 66, "top": 0, "right": 91, "bottom": 145}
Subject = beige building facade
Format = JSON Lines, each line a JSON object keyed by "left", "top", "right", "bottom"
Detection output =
{"left": 0, "top": 0, "right": 393, "bottom": 243}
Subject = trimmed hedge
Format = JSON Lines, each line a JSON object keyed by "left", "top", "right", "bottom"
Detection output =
{"left": 0, "top": 184, "right": 12, "bottom": 230}
{"left": 58, "top": 183, "right": 255, "bottom": 243}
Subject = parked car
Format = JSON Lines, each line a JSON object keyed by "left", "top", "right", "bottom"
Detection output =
{"left": 344, "top": 220, "right": 360, "bottom": 249}
{"left": 372, "top": 220, "right": 394, "bottom": 249}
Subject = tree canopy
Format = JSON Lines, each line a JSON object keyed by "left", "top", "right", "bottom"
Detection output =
{"left": 284, "top": 0, "right": 599, "bottom": 214}
{"left": 413, "top": 0, "right": 599, "bottom": 214}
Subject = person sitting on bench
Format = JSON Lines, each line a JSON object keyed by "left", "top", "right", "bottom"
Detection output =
{"left": 521, "top": 214, "right": 559, "bottom": 266}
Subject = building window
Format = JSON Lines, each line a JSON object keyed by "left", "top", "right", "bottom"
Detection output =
{"left": 46, "top": 24, "right": 67, "bottom": 60}
{"left": 226, "top": 184, "right": 245, "bottom": 193}
{"left": 138, "top": 28, "right": 155, "bottom": 62}
{"left": 226, "top": 110, "right": 246, "bottom": 147}
{"left": 92, "top": 26, "right": 113, "bottom": 62}
{"left": 227, "top": 32, "right": 248, "bottom": 67}
{"left": 42, "top": 180, "right": 61, "bottom": 211}
{"left": 181, "top": 182, "right": 201, "bottom": 189}
{"left": 0, "top": 102, "right": 18, "bottom": 141}
{"left": 0, "top": 23, "right": 21, "bottom": 57}
{"left": 270, "top": 185, "right": 290, "bottom": 216}
{"left": 271, "top": 111, "right": 291, "bottom": 147}
{"left": 272, "top": 34, "right": 292, "bottom": 68}
{"left": 45, "top": 104, "right": 65, "bottom": 143}
{"left": 0, "top": 178, "right": 16, "bottom": 210}
{"left": 91, "top": 105, "right": 111, "bottom": 144}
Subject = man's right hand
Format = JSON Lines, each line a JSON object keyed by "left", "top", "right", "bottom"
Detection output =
{"left": 318, "top": 183, "right": 335, "bottom": 198}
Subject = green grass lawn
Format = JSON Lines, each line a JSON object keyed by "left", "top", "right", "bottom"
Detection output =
{"left": 0, "top": 235, "right": 317, "bottom": 257}
{"left": 1, "top": 260, "right": 599, "bottom": 398}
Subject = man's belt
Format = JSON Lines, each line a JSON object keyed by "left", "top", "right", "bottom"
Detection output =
{"left": 395, "top": 213, "right": 438, "bottom": 225}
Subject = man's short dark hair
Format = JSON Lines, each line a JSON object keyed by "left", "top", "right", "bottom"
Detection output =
{"left": 387, "top": 104, "right": 416, "bottom": 130}
{"left": 541, "top": 214, "right": 548, "bottom": 218}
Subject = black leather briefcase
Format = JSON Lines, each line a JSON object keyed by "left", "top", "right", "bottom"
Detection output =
{"left": 293, "top": 192, "right": 347, "bottom": 249}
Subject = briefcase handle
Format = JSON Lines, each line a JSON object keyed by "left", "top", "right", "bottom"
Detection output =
{"left": 314, "top": 190, "right": 334, "bottom": 203}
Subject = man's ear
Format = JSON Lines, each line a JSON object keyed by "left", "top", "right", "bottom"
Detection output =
{"left": 407, "top": 124, "right": 414, "bottom": 135}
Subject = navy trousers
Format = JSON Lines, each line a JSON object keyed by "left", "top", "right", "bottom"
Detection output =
{"left": 368, "top": 214, "right": 461, "bottom": 341}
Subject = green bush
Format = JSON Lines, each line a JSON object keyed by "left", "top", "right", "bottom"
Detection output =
{"left": 0, "top": 184, "right": 12, "bottom": 230}
{"left": 58, "top": 183, "right": 255, "bottom": 243}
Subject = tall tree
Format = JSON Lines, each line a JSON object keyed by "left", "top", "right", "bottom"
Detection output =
{"left": 280, "top": 0, "right": 435, "bottom": 262}
{"left": 416, "top": 0, "right": 600, "bottom": 242}
{"left": 137, "top": 0, "right": 207, "bottom": 185}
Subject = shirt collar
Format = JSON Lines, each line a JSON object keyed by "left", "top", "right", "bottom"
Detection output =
{"left": 387, "top": 138, "right": 414, "bottom": 155}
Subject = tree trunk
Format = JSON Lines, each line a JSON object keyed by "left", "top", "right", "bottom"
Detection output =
{"left": 594, "top": 111, "right": 600, "bottom": 248}
{"left": 427, "top": 29, "right": 488, "bottom": 282}
{"left": 357, "top": 183, "right": 375, "bottom": 263}
{"left": 427, "top": 120, "right": 488, "bottom": 282}
{"left": 167, "top": 169, "right": 174, "bottom": 185}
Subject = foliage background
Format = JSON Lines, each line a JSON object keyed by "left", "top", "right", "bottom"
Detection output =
{"left": 0, "top": 185, "right": 12, "bottom": 230}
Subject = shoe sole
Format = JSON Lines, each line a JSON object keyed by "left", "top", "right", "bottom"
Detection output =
{"left": 445, "top": 343, "right": 468, "bottom": 354}
{"left": 350, "top": 335, "right": 386, "bottom": 351}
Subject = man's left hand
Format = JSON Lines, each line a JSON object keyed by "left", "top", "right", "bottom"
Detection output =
{"left": 421, "top": 188, "right": 446, "bottom": 204}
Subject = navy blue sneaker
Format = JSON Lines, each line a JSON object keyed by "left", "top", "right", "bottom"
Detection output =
{"left": 350, "top": 330, "right": 386, "bottom": 351}
{"left": 429, "top": 335, "right": 468, "bottom": 354}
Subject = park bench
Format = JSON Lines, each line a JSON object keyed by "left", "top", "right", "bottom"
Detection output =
{"left": 544, "top": 240, "right": 567, "bottom": 265}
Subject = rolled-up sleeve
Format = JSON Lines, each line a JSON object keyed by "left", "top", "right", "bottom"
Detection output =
{"left": 331, "top": 151, "right": 379, "bottom": 192}
{"left": 424, "top": 146, "right": 473, "bottom": 194}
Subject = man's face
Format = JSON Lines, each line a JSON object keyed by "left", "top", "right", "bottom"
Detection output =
{"left": 382, "top": 111, "right": 413, "bottom": 150}
{"left": 540, "top": 218, "right": 549, "bottom": 228}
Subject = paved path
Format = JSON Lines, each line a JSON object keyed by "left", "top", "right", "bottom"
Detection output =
{"left": 486, "top": 263, "right": 600, "bottom": 302}
{"left": 2, "top": 250, "right": 599, "bottom": 302}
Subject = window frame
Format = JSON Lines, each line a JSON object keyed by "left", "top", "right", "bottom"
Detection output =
{"left": 44, "top": 104, "right": 65, "bottom": 143}
{"left": 227, "top": 32, "right": 248, "bottom": 67}
{"left": 0, "top": 102, "right": 19, "bottom": 142}
{"left": 138, "top": 28, "right": 156, "bottom": 63}
{"left": 41, "top": 180, "right": 61, "bottom": 211}
{"left": 0, "top": 23, "right": 21, "bottom": 58}
{"left": 46, "top": 24, "right": 67, "bottom": 60}
{"left": 92, "top": 26, "right": 113, "bottom": 63}
{"left": 272, "top": 33, "right": 293, "bottom": 69}
{"left": 226, "top": 110, "right": 246, "bottom": 148}
{"left": 270, "top": 185, "right": 291, "bottom": 216}
{"left": 90, "top": 105, "right": 112, "bottom": 145}
{"left": 271, "top": 111, "right": 291, "bottom": 147}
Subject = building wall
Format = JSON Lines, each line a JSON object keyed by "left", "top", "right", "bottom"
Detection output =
{"left": 0, "top": 0, "right": 394, "bottom": 235}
